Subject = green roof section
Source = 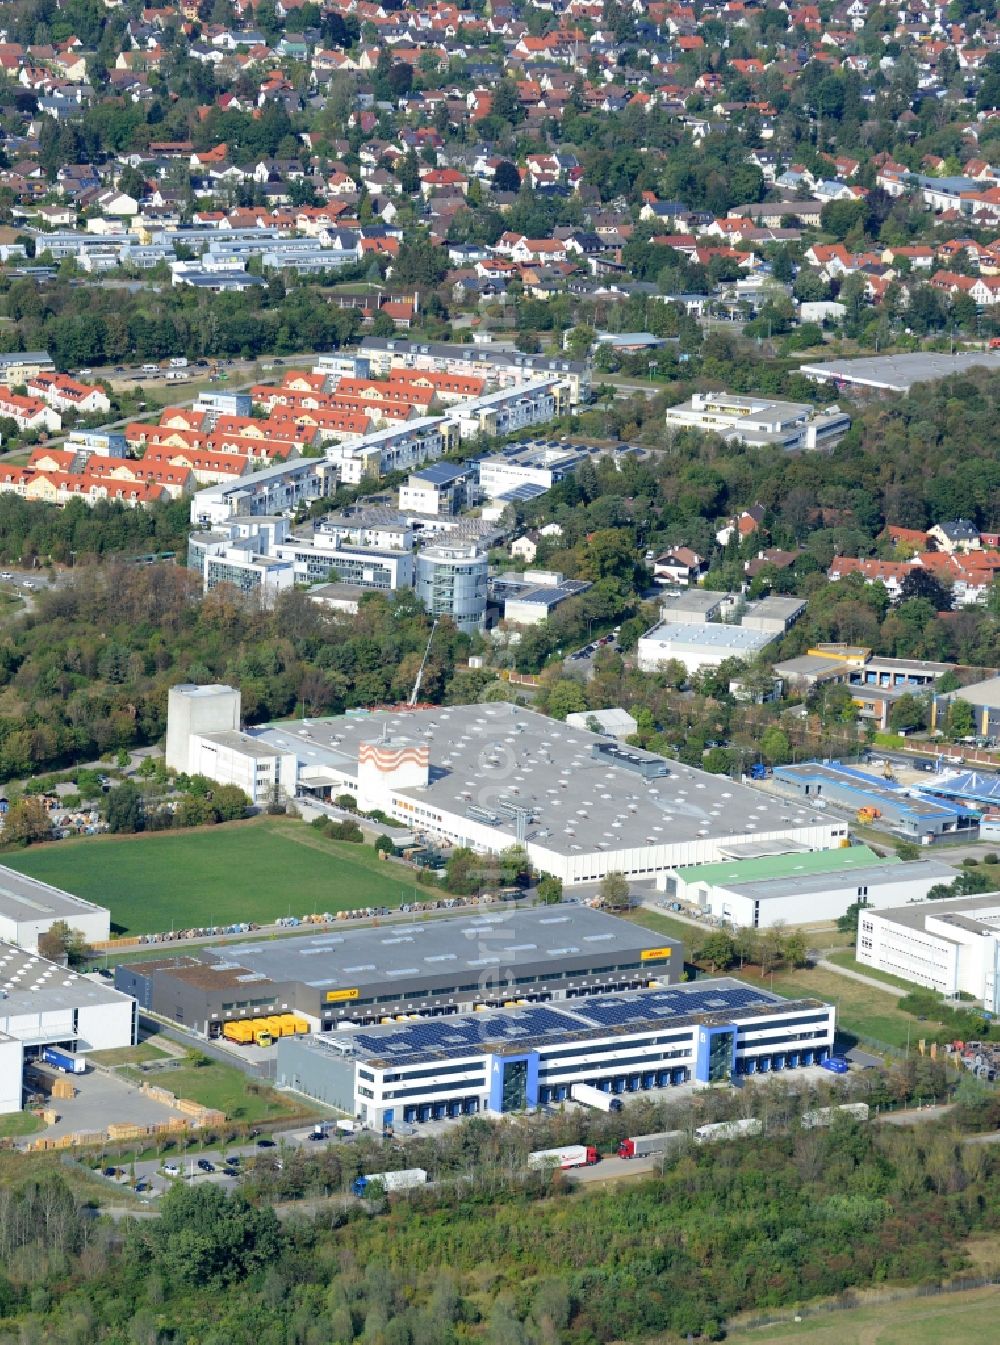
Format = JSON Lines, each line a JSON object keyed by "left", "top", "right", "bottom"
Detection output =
{"left": 674, "top": 845, "right": 894, "bottom": 888}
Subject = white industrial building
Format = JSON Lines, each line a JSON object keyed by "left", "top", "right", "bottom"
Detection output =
{"left": 667, "top": 847, "right": 956, "bottom": 928}
{"left": 275, "top": 980, "right": 837, "bottom": 1128}
{"left": 637, "top": 620, "right": 776, "bottom": 673}
{"left": 0, "top": 866, "right": 110, "bottom": 952}
{"left": 857, "top": 896, "right": 1000, "bottom": 1011}
{"left": 664, "top": 391, "right": 850, "bottom": 450}
{"left": 0, "top": 1033, "right": 23, "bottom": 1115}
{"left": 165, "top": 693, "right": 845, "bottom": 885}
{"left": 0, "top": 941, "right": 136, "bottom": 1055}
{"left": 165, "top": 684, "right": 294, "bottom": 805}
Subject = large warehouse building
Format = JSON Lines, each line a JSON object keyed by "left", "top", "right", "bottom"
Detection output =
{"left": 275, "top": 980, "right": 837, "bottom": 1128}
{"left": 0, "top": 942, "right": 136, "bottom": 1052}
{"left": 114, "top": 906, "right": 683, "bottom": 1036}
{"left": 668, "top": 846, "right": 957, "bottom": 928}
{"left": 0, "top": 940, "right": 136, "bottom": 1114}
{"left": 0, "top": 865, "right": 111, "bottom": 953}
{"left": 165, "top": 690, "right": 846, "bottom": 884}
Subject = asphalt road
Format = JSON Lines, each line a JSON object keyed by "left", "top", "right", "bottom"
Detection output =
{"left": 568, "top": 1153, "right": 662, "bottom": 1183}
{"left": 95, "top": 1120, "right": 356, "bottom": 1201}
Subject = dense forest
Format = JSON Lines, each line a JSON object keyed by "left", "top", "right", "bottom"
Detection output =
{"left": 1, "top": 1063, "right": 998, "bottom": 1345}
{"left": 0, "top": 566, "right": 472, "bottom": 780}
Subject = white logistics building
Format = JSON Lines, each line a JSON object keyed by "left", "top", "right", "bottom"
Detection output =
{"left": 0, "top": 941, "right": 135, "bottom": 1053}
{"left": 166, "top": 693, "right": 846, "bottom": 885}
{"left": 0, "top": 1031, "right": 23, "bottom": 1115}
{"left": 276, "top": 979, "right": 836, "bottom": 1129}
{"left": 0, "top": 865, "right": 110, "bottom": 952}
{"left": 857, "top": 895, "right": 1000, "bottom": 1012}
{"left": 667, "top": 846, "right": 957, "bottom": 928}
{"left": 164, "top": 683, "right": 294, "bottom": 805}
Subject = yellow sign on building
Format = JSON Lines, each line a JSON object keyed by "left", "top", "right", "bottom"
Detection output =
{"left": 325, "top": 988, "right": 360, "bottom": 1002}
{"left": 640, "top": 947, "right": 673, "bottom": 962}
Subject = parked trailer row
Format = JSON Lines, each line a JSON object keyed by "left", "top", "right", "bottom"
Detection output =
{"left": 222, "top": 1013, "right": 310, "bottom": 1047}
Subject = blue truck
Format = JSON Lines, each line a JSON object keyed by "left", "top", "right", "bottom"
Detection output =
{"left": 352, "top": 1168, "right": 428, "bottom": 1197}
{"left": 41, "top": 1046, "right": 87, "bottom": 1075}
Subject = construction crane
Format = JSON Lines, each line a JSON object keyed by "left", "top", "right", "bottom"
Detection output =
{"left": 409, "top": 618, "right": 439, "bottom": 707}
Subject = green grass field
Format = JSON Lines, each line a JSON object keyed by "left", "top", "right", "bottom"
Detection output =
{"left": 825, "top": 950, "right": 916, "bottom": 992}
{"left": 731, "top": 1285, "right": 1000, "bottom": 1344}
{"left": 89, "top": 1042, "right": 171, "bottom": 1066}
{"left": 764, "top": 964, "right": 920, "bottom": 1051}
{"left": 5, "top": 818, "right": 428, "bottom": 936}
{"left": 119, "top": 1056, "right": 301, "bottom": 1124}
{"left": 0, "top": 1110, "right": 43, "bottom": 1139}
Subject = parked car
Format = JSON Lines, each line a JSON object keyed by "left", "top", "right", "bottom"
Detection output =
{"left": 163, "top": 1162, "right": 180, "bottom": 1176}
{"left": 197, "top": 1158, "right": 215, "bottom": 1173}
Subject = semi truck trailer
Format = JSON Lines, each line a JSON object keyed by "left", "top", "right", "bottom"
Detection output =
{"left": 41, "top": 1046, "right": 86, "bottom": 1075}
{"left": 618, "top": 1130, "right": 686, "bottom": 1159}
{"left": 528, "top": 1144, "right": 599, "bottom": 1171}
{"left": 801, "top": 1103, "right": 870, "bottom": 1129}
{"left": 570, "top": 1082, "right": 623, "bottom": 1113}
{"left": 352, "top": 1167, "right": 428, "bottom": 1196}
{"left": 693, "top": 1118, "right": 763, "bottom": 1143}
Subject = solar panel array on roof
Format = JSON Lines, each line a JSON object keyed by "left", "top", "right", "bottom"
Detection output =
{"left": 496, "top": 483, "right": 548, "bottom": 503}
{"left": 344, "top": 982, "right": 787, "bottom": 1066}
{"left": 412, "top": 462, "right": 470, "bottom": 487}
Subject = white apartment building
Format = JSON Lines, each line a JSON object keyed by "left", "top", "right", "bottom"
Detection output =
{"left": 858, "top": 896, "right": 1000, "bottom": 1012}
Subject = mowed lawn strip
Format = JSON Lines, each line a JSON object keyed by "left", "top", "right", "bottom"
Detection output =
{"left": 728, "top": 1284, "right": 1000, "bottom": 1344}
{"left": 5, "top": 818, "right": 427, "bottom": 935}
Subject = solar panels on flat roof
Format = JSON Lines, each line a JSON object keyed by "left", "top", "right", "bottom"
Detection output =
{"left": 342, "top": 980, "right": 790, "bottom": 1066}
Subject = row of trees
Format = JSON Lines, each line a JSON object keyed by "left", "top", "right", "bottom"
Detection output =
{"left": 3, "top": 1066, "right": 995, "bottom": 1345}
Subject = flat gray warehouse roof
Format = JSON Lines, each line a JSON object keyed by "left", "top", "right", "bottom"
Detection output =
{"left": 716, "top": 858, "right": 956, "bottom": 903}
{"left": 799, "top": 351, "right": 1000, "bottom": 392}
{"left": 252, "top": 703, "right": 831, "bottom": 854}
{"left": 0, "top": 942, "right": 130, "bottom": 1014}
{"left": 0, "top": 864, "right": 108, "bottom": 924}
{"left": 202, "top": 905, "right": 678, "bottom": 994}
